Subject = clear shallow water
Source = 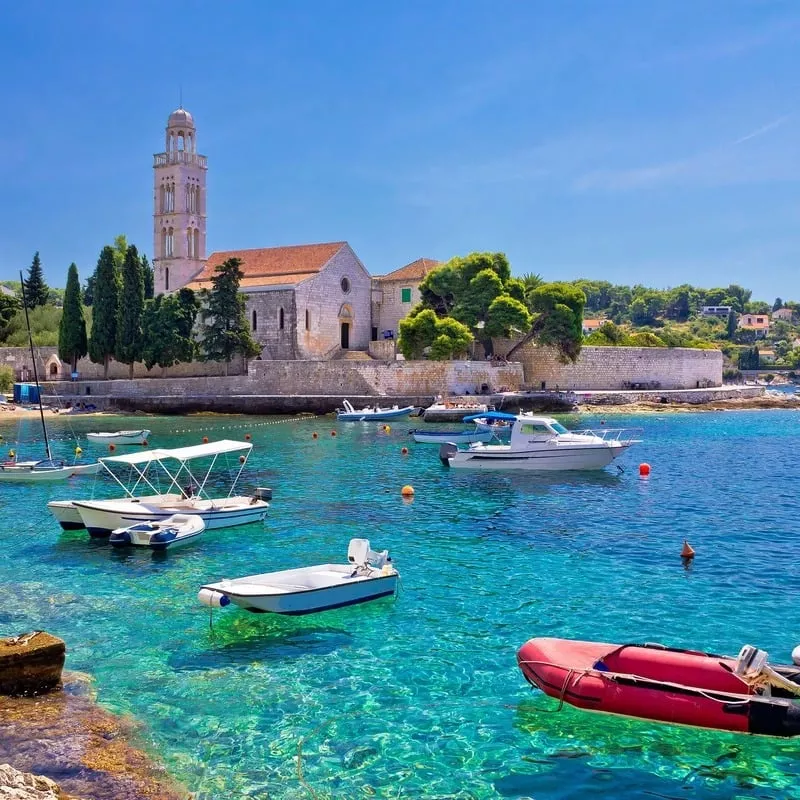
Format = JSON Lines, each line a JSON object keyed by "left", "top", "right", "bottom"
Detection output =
{"left": 2, "top": 410, "right": 800, "bottom": 799}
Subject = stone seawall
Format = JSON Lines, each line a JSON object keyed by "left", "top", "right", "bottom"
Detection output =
{"left": 491, "top": 343, "right": 723, "bottom": 391}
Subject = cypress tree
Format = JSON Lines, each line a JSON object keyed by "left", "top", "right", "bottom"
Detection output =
{"left": 88, "top": 246, "right": 121, "bottom": 379}
{"left": 141, "top": 289, "right": 199, "bottom": 371}
{"left": 200, "top": 258, "right": 260, "bottom": 374}
{"left": 116, "top": 245, "right": 145, "bottom": 379}
{"left": 726, "top": 311, "right": 738, "bottom": 340}
{"left": 58, "top": 263, "right": 88, "bottom": 373}
{"left": 24, "top": 252, "right": 49, "bottom": 308}
{"left": 142, "top": 254, "right": 154, "bottom": 300}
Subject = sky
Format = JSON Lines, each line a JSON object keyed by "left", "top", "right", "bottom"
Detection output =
{"left": 1, "top": 0, "right": 799, "bottom": 301}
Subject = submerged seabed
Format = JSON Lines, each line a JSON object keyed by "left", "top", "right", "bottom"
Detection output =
{"left": 1, "top": 410, "right": 799, "bottom": 799}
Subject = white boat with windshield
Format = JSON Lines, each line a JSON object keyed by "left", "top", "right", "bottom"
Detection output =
{"left": 86, "top": 430, "right": 150, "bottom": 445}
{"left": 199, "top": 538, "right": 398, "bottom": 615}
{"left": 439, "top": 412, "right": 641, "bottom": 471}
{"left": 48, "top": 439, "right": 270, "bottom": 538}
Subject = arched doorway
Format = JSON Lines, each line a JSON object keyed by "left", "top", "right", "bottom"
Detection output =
{"left": 338, "top": 303, "right": 353, "bottom": 350}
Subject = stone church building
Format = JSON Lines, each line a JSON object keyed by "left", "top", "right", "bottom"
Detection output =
{"left": 152, "top": 107, "right": 432, "bottom": 359}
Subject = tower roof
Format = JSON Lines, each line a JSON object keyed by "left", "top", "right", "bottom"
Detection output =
{"left": 168, "top": 108, "right": 195, "bottom": 129}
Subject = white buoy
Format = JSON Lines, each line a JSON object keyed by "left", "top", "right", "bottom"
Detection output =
{"left": 792, "top": 644, "right": 800, "bottom": 666}
{"left": 198, "top": 588, "right": 230, "bottom": 608}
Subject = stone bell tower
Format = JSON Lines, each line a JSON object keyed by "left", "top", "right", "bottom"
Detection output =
{"left": 152, "top": 107, "right": 207, "bottom": 294}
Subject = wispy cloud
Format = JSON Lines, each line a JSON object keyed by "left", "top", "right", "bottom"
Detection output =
{"left": 574, "top": 113, "right": 800, "bottom": 193}
{"left": 733, "top": 114, "right": 792, "bottom": 145}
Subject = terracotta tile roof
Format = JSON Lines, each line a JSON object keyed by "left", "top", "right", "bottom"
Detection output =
{"left": 185, "top": 242, "right": 346, "bottom": 290}
{"left": 376, "top": 258, "right": 440, "bottom": 282}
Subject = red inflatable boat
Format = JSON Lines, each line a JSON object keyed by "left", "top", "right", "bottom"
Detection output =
{"left": 517, "top": 637, "right": 800, "bottom": 737}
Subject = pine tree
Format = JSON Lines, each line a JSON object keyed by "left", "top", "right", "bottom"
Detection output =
{"left": 200, "top": 258, "right": 260, "bottom": 374}
{"left": 142, "top": 254, "right": 154, "bottom": 300}
{"left": 115, "top": 245, "right": 145, "bottom": 379}
{"left": 23, "top": 252, "right": 49, "bottom": 308}
{"left": 88, "top": 246, "right": 121, "bottom": 379}
{"left": 58, "top": 263, "right": 88, "bottom": 373}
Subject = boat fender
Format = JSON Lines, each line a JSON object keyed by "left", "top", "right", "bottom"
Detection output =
{"left": 792, "top": 645, "right": 800, "bottom": 667}
{"left": 198, "top": 589, "right": 230, "bottom": 608}
{"left": 109, "top": 531, "right": 131, "bottom": 547}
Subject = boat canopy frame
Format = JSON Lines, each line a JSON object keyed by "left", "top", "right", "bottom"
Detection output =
{"left": 98, "top": 440, "right": 253, "bottom": 501}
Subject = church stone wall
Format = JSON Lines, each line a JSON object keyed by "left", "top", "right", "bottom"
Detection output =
{"left": 492, "top": 343, "right": 723, "bottom": 390}
{"left": 244, "top": 288, "right": 297, "bottom": 359}
{"left": 294, "top": 245, "right": 372, "bottom": 358}
{"left": 375, "top": 277, "right": 422, "bottom": 338}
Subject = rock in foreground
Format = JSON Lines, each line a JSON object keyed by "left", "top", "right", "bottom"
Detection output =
{"left": 0, "top": 632, "right": 65, "bottom": 696}
{"left": 0, "top": 763, "right": 64, "bottom": 799}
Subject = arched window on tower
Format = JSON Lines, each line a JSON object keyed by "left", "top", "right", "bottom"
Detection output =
{"left": 166, "top": 228, "right": 174, "bottom": 258}
{"left": 251, "top": 309, "right": 258, "bottom": 331}
{"left": 169, "top": 183, "right": 176, "bottom": 212}
{"left": 159, "top": 184, "right": 165, "bottom": 213}
{"left": 186, "top": 228, "right": 193, "bottom": 258}
{"left": 165, "top": 267, "right": 170, "bottom": 292}
{"left": 279, "top": 307, "right": 284, "bottom": 330}
{"left": 193, "top": 228, "right": 200, "bottom": 258}
{"left": 161, "top": 227, "right": 168, "bottom": 257}
{"left": 177, "top": 131, "right": 185, "bottom": 151}
{"left": 305, "top": 309, "right": 310, "bottom": 330}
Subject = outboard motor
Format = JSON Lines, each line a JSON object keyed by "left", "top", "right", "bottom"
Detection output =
{"left": 439, "top": 442, "right": 458, "bottom": 466}
{"left": 253, "top": 487, "right": 273, "bottom": 502}
{"left": 347, "top": 538, "right": 391, "bottom": 571}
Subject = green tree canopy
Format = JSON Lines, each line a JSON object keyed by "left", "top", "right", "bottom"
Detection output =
{"left": 200, "top": 258, "right": 261, "bottom": 373}
{"left": 141, "top": 289, "right": 199, "bottom": 370}
{"left": 484, "top": 295, "right": 532, "bottom": 339}
{"left": 23, "top": 252, "right": 49, "bottom": 309}
{"left": 142, "top": 254, "right": 154, "bottom": 300}
{"left": 58, "top": 263, "right": 88, "bottom": 372}
{"left": 398, "top": 309, "right": 473, "bottom": 360}
{"left": 88, "top": 246, "right": 121, "bottom": 378}
{"left": 116, "top": 245, "right": 145, "bottom": 378}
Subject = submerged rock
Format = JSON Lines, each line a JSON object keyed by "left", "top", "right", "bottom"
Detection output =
{"left": 0, "top": 632, "right": 65, "bottom": 696}
{"left": 0, "top": 764, "right": 64, "bottom": 799}
{"left": 0, "top": 674, "right": 190, "bottom": 800}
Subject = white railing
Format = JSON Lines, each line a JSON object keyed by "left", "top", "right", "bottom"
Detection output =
{"left": 153, "top": 152, "right": 208, "bottom": 168}
{"left": 572, "top": 427, "right": 643, "bottom": 443}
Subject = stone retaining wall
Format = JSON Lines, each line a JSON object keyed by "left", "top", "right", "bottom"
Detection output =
{"left": 491, "top": 343, "right": 723, "bottom": 390}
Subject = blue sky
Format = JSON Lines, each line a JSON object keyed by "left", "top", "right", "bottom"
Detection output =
{"left": 1, "top": 0, "right": 798, "bottom": 301}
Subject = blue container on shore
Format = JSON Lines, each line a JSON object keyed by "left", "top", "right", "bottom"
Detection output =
{"left": 13, "top": 383, "right": 40, "bottom": 404}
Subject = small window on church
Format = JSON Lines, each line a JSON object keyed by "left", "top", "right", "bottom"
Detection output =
{"left": 401, "top": 287, "right": 412, "bottom": 303}
{"left": 341, "top": 277, "right": 351, "bottom": 294}
{"left": 165, "top": 267, "right": 170, "bottom": 292}
{"left": 279, "top": 308, "right": 284, "bottom": 330}
{"left": 252, "top": 309, "right": 258, "bottom": 331}
{"left": 305, "top": 309, "right": 310, "bottom": 330}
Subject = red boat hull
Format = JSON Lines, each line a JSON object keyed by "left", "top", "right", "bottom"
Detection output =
{"left": 517, "top": 638, "right": 800, "bottom": 736}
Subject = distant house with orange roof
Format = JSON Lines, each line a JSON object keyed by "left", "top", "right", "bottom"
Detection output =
{"left": 582, "top": 318, "right": 605, "bottom": 335}
{"left": 186, "top": 242, "right": 372, "bottom": 359}
{"left": 738, "top": 313, "right": 771, "bottom": 338}
{"left": 372, "top": 258, "right": 440, "bottom": 340}
{"left": 773, "top": 307, "right": 794, "bottom": 322}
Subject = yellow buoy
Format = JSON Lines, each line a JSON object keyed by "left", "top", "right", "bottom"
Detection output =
{"left": 384, "top": 424, "right": 391, "bottom": 433}
{"left": 401, "top": 485, "right": 414, "bottom": 497}
{"left": 74, "top": 446, "right": 82, "bottom": 456}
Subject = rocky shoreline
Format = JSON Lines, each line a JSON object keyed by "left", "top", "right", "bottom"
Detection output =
{"left": 0, "top": 673, "right": 190, "bottom": 800}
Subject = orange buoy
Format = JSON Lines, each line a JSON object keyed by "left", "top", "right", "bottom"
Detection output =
{"left": 331, "top": 430, "right": 337, "bottom": 437}
{"left": 401, "top": 446, "right": 409, "bottom": 455}
{"left": 312, "top": 432, "right": 318, "bottom": 439}
{"left": 202, "top": 436, "right": 209, "bottom": 444}
{"left": 401, "top": 485, "right": 414, "bottom": 497}
{"left": 245, "top": 433, "right": 252, "bottom": 441}
{"left": 639, "top": 463, "right": 651, "bottom": 477}
{"left": 109, "top": 443, "right": 116, "bottom": 452}
{"left": 141, "top": 439, "right": 148, "bottom": 447}
{"left": 681, "top": 540, "right": 695, "bottom": 559}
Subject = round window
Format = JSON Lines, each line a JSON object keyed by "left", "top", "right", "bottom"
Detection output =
{"left": 341, "top": 277, "right": 351, "bottom": 294}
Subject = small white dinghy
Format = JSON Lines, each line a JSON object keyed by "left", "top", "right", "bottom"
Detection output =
{"left": 199, "top": 538, "right": 398, "bottom": 615}
{"left": 87, "top": 430, "right": 151, "bottom": 445}
{"left": 109, "top": 513, "right": 205, "bottom": 550}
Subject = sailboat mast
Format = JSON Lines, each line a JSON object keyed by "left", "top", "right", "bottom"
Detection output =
{"left": 19, "top": 271, "right": 52, "bottom": 462}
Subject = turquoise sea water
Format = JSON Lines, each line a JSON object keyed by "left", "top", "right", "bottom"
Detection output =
{"left": 2, "top": 409, "right": 800, "bottom": 799}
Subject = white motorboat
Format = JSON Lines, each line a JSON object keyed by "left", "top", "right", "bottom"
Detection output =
{"left": 47, "top": 494, "right": 179, "bottom": 531}
{"left": 199, "top": 538, "right": 398, "bottom": 615}
{"left": 109, "top": 513, "right": 206, "bottom": 550}
{"left": 422, "top": 401, "right": 489, "bottom": 423}
{"left": 0, "top": 273, "right": 101, "bottom": 483}
{"left": 86, "top": 429, "right": 151, "bottom": 445}
{"left": 51, "top": 440, "right": 271, "bottom": 538}
{"left": 439, "top": 412, "right": 641, "bottom": 471}
{"left": 336, "top": 399, "right": 415, "bottom": 421}
{"left": 409, "top": 428, "right": 494, "bottom": 444}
